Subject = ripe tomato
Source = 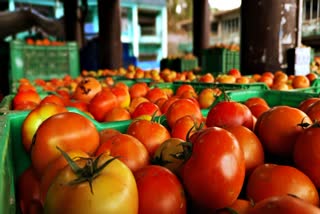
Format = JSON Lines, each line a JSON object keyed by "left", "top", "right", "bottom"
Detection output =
{"left": 13, "top": 91, "right": 41, "bottom": 109}
{"left": 206, "top": 101, "right": 253, "bottom": 130}
{"left": 199, "top": 73, "right": 214, "bottom": 83}
{"left": 44, "top": 153, "right": 138, "bottom": 214}
{"left": 126, "top": 119, "right": 171, "bottom": 156}
{"left": 40, "top": 150, "right": 89, "bottom": 204}
{"left": 224, "top": 125, "right": 264, "bottom": 175}
{"left": 197, "top": 88, "right": 220, "bottom": 109}
{"left": 247, "top": 195, "right": 320, "bottom": 214}
{"left": 244, "top": 97, "right": 269, "bottom": 108}
{"left": 72, "top": 77, "right": 102, "bottom": 103}
{"left": 39, "top": 94, "right": 65, "bottom": 106}
{"left": 166, "top": 98, "right": 202, "bottom": 128}
{"left": 305, "top": 100, "right": 320, "bottom": 121}
{"left": 160, "top": 96, "right": 179, "bottom": 114}
{"left": 294, "top": 124, "right": 320, "bottom": 189}
{"left": 21, "top": 103, "right": 68, "bottom": 152}
{"left": 99, "top": 128, "right": 121, "bottom": 144}
{"left": 128, "top": 97, "right": 150, "bottom": 114}
{"left": 153, "top": 138, "right": 186, "bottom": 175}
{"left": 131, "top": 101, "right": 162, "bottom": 119}
{"left": 145, "top": 87, "right": 168, "bottom": 103}
{"left": 95, "top": 134, "right": 150, "bottom": 172}
{"left": 175, "top": 84, "right": 195, "bottom": 97}
{"left": 298, "top": 97, "right": 320, "bottom": 113}
{"left": 134, "top": 165, "right": 187, "bottom": 214}
{"left": 255, "top": 106, "right": 312, "bottom": 158}
{"left": 110, "top": 86, "right": 131, "bottom": 108}
{"left": 171, "top": 115, "right": 204, "bottom": 141}
{"left": 31, "top": 112, "right": 100, "bottom": 176}
{"left": 181, "top": 127, "right": 245, "bottom": 210}
{"left": 17, "top": 167, "right": 41, "bottom": 214}
{"left": 104, "top": 107, "right": 131, "bottom": 122}
{"left": 88, "top": 88, "right": 118, "bottom": 122}
{"left": 216, "top": 199, "right": 252, "bottom": 214}
{"left": 249, "top": 103, "right": 270, "bottom": 119}
{"left": 129, "top": 82, "right": 149, "bottom": 99}
{"left": 228, "top": 68, "right": 241, "bottom": 78}
{"left": 14, "top": 101, "right": 39, "bottom": 111}
{"left": 292, "top": 75, "right": 310, "bottom": 89}
{"left": 246, "top": 164, "right": 319, "bottom": 206}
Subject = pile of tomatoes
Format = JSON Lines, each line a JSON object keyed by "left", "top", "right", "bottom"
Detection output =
{"left": 15, "top": 74, "right": 320, "bottom": 214}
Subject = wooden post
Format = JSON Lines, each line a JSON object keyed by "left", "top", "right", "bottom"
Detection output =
{"left": 98, "top": 0, "right": 122, "bottom": 69}
{"left": 241, "top": 0, "right": 298, "bottom": 74}
{"left": 63, "top": 0, "right": 78, "bottom": 41}
{"left": 193, "top": 0, "right": 210, "bottom": 66}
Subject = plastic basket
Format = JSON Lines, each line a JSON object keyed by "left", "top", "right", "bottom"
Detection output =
{"left": 160, "top": 57, "right": 198, "bottom": 72}
{"left": 201, "top": 48, "right": 240, "bottom": 75}
{"left": 9, "top": 40, "right": 80, "bottom": 93}
{"left": 213, "top": 89, "right": 320, "bottom": 108}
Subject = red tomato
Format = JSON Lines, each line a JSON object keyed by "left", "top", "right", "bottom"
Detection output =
{"left": 197, "top": 88, "right": 221, "bottom": 109}
{"left": 110, "top": 86, "right": 131, "bottom": 108}
{"left": 104, "top": 107, "right": 131, "bottom": 122}
{"left": 145, "top": 87, "right": 168, "bottom": 103}
{"left": 21, "top": 103, "right": 68, "bottom": 152}
{"left": 134, "top": 165, "right": 187, "bottom": 214}
{"left": 72, "top": 77, "right": 102, "bottom": 103}
{"left": 14, "top": 101, "right": 39, "bottom": 111}
{"left": 131, "top": 101, "right": 162, "bottom": 119}
{"left": 246, "top": 164, "right": 319, "bottom": 206}
{"left": 294, "top": 124, "right": 320, "bottom": 189}
{"left": 249, "top": 103, "right": 270, "bottom": 119}
{"left": 166, "top": 98, "right": 202, "bottom": 128}
{"left": 67, "top": 100, "right": 88, "bottom": 112}
{"left": 171, "top": 115, "right": 204, "bottom": 141}
{"left": 99, "top": 128, "right": 121, "bottom": 144}
{"left": 95, "top": 134, "right": 150, "bottom": 172}
{"left": 248, "top": 195, "right": 320, "bottom": 214}
{"left": 244, "top": 97, "right": 269, "bottom": 108}
{"left": 255, "top": 106, "right": 312, "bottom": 158}
{"left": 224, "top": 125, "right": 265, "bottom": 175}
{"left": 13, "top": 91, "right": 41, "bottom": 109}
{"left": 228, "top": 68, "right": 241, "bottom": 78}
{"left": 39, "top": 94, "right": 65, "bottom": 106}
{"left": 181, "top": 127, "right": 245, "bottom": 210}
{"left": 175, "top": 84, "right": 195, "bottom": 97}
{"left": 31, "top": 112, "right": 100, "bottom": 176}
{"left": 160, "top": 96, "right": 179, "bottom": 114}
{"left": 17, "top": 167, "right": 42, "bottom": 214}
{"left": 129, "top": 82, "right": 149, "bottom": 99}
{"left": 127, "top": 119, "right": 171, "bottom": 156}
{"left": 128, "top": 97, "right": 150, "bottom": 114}
{"left": 305, "top": 100, "right": 320, "bottom": 121}
{"left": 88, "top": 89, "right": 118, "bottom": 122}
{"left": 299, "top": 97, "right": 320, "bottom": 113}
{"left": 216, "top": 199, "right": 252, "bottom": 214}
{"left": 206, "top": 101, "right": 254, "bottom": 130}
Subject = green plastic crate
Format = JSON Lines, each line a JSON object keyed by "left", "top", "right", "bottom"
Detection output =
{"left": 213, "top": 89, "right": 320, "bottom": 108}
{"left": 201, "top": 48, "right": 240, "bottom": 75}
{"left": 160, "top": 57, "right": 198, "bottom": 72}
{"left": 9, "top": 40, "right": 80, "bottom": 93}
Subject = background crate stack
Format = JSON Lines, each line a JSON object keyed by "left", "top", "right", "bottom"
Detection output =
{"left": 201, "top": 47, "right": 240, "bottom": 75}
{"left": 9, "top": 40, "right": 80, "bottom": 92}
{"left": 160, "top": 56, "right": 198, "bottom": 72}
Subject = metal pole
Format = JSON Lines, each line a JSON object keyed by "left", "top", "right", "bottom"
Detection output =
{"left": 297, "top": 0, "right": 303, "bottom": 47}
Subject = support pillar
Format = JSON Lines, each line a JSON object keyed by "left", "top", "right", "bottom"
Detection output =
{"left": 63, "top": 0, "right": 78, "bottom": 41}
{"left": 193, "top": 0, "right": 210, "bottom": 65}
{"left": 241, "top": 0, "right": 298, "bottom": 74}
{"left": 98, "top": 0, "right": 122, "bottom": 69}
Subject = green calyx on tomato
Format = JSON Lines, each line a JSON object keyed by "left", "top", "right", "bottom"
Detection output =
{"left": 56, "top": 146, "right": 117, "bottom": 194}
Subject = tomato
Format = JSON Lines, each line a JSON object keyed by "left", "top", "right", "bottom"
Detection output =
{"left": 99, "top": 128, "right": 121, "bottom": 144}
{"left": 110, "top": 85, "right": 131, "bottom": 108}
{"left": 298, "top": 97, "right": 320, "bottom": 113}
{"left": 153, "top": 138, "right": 186, "bottom": 175}
{"left": 197, "top": 88, "right": 220, "bottom": 109}
{"left": 39, "top": 94, "right": 65, "bottom": 106}
{"left": 247, "top": 195, "right": 320, "bottom": 214}
{"left": 160, "top": 96, "right": 179, "bottom": 114}
{"left": 246, "top": 164, "right": 319, "bottom": 206}
{"left": 294, "top": 124, "right": 320, "bottom": 189}
{"left": 154, "top": 97, "right": 168, "bottom": 110}
{"left": 171, "top": 115, "right": 204, "bottom": 141}
{"left": 181, "top": 127, "right": 245, "bottom": 210}
{"left": 258, "top": 75, "right": 273, "bottom": 87}
{"left": 145, "top": 87, "right": 168, "bottom": 103}
{"left": 95, "top": 134, "right": 150, "bottom": 172}
{"left": 17, "top": 167, "right": 42, "bottom": 214}
{"left": 40, "top": 151, "right": 89, "bottom": 204}
{"left": 21, "top": 103, "right": 68, "bottom": 152}
{"left": 67, "top": 100, "right": 88, "bottom": 112}
{"left": 88, "top": 88, "right": 118, "bottom": 122}
{"left": 44, "top": 153, "right": 138, "bottom": 214}
{"left": 305, "top": 100, "right": 320, "bottom": 121}
{"left": 166, "top": 98, "right": 202, "bottom": 128}
{"left": 129, "top": 82, "right": 149, "bottom": 99}
{"left": 128, "top": 97, "right": 150, "bottom": 114}
{"left": 72, "top": 77, "right": 102, "bottom": 103}
{"left": 17, "top": 83, "right": 37, "bottom": 93}
{"left": 206, "top": 101, "right": 253, "bottom": 130}
{"left": 31, "top": 112, "right": 100, "bottom": 176}
{"left": 104, "top": 107, "right": 131, "bottom": 122}
{"left": 14, "top": 101, "right": 39, "bottom": 111}
{"left": 199, "top": 73, "right": 214, "bottom": 83}
{"left": 228, "top": 68, "right": 241, "bottom": 78}
{"left": 131, "top": 101, "right": 162, "bottom": 119}
{"left": 175, "top": 84, "right": 195, "bottom": 97}
{"left": 249, "top": 103, "right": 270, "bottom": 119}
{"left": 255, "top": 106, "right": 312, "bottom": 158}
{"left": 224, "top": 125, "right": 264, "bottom": 175}
{"left": 134, "top": 165, "right": 187, "bottom": 214}
{"left": 127, "top": 119, "right": 171, "bottom": 156}
{"left": 244, "top": 97, "right": 269, "bottom": 108}
{"left": 292, "top": 75, "right": 310, "bottom": 89}
{"left": 216, "top": 199, "right": 252, "bottom": 214}
{"left": 13, "top": 91, "right": 41, "bottom": 109}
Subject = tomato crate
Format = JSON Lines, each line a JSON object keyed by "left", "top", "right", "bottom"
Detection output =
{"left": 213, "top": 89, "right": 320, "bottom": 107}
{"left": 9, "top": 40, "right": 80, "bottom": 93}
{"left": 0, "top": 105, "right": 210, "bottom": 214}
{"left": 160, "top": 57, "right": 198, "bottom": 72}
{"left": 201, "top": 48, "right": 240, "bottom": 75}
